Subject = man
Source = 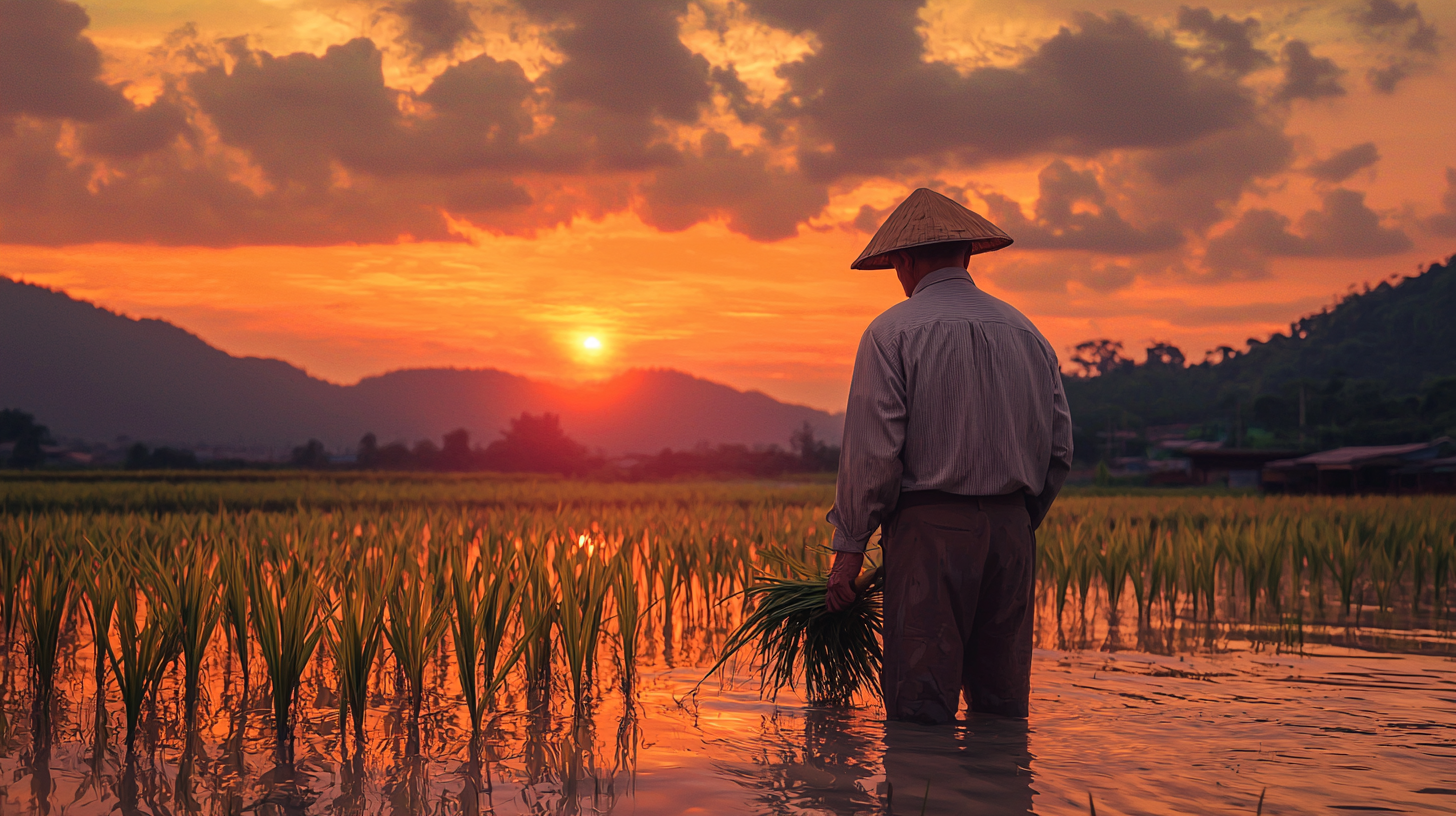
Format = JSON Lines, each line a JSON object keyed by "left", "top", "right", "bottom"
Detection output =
{"left": 824, "top": 188, "right": 1073, "bottom": 724}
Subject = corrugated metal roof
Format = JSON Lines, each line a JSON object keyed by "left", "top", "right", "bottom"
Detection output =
{"left": 1290, "top": 439, "right": 1451, "bottom": 468}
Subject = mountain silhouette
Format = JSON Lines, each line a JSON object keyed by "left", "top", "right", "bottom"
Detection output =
{"left": 0, "top": 276, "right": 843, "bottom": 455}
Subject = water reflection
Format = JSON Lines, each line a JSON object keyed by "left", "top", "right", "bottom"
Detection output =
{"left": 882, "top": 719, "right": 1032, "bottom": 816}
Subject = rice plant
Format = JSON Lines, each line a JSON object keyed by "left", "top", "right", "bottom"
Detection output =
{"left": 611, "top": 546, "right": 644, "bottom": 696}
{"left": 248, "top": 555, "right": 328, "bottom": 755}
{"left": 383, "top": 553, "right": 449, "bottom": 755}
{"left": 108, "top": 578, "right": 181, "bottom": 758}
{"left": 703, "top": 557, "right": 882, "bottom": 707}
{"left": 21, "top": 542, "right": 74, "bottom": 739}
{"left": 218, "top": 543, "right": 252, "bottom": 691}
{"left": 76, "top": 540, "right": 123, "bottom": 757}
{"left": 555, "top": 534, "right": 612, "bottom": 712}
{"left": 326, "top": 554, "right": 390, "bottom": 753}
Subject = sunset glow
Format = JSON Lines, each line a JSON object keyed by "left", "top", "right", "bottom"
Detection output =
{"left": 1, "top": 0, "right": 1453, "bottom": 410}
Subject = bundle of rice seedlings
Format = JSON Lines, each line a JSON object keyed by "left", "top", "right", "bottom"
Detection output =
{"left": 701, "top": 557, "right": 882, "bottom": 708}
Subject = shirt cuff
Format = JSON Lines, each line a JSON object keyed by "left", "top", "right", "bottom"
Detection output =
{"left": 831, "top": 528, "right": 868, "bottom": 553}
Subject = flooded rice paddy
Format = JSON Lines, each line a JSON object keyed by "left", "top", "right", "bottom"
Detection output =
{"left": 0, "top": 478, "right": 1452, "bottom": 815}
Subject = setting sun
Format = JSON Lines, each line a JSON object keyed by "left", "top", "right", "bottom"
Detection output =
{"left": 583, "top": 336, "right": 602, "bottom": 351}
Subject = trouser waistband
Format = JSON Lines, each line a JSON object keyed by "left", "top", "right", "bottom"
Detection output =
{"left": 895, "top": 489, "right": 1027, "bottom": 512}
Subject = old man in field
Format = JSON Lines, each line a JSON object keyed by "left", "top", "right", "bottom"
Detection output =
{"left": 825, "top": 188, "right": 1073, "bottom": 724}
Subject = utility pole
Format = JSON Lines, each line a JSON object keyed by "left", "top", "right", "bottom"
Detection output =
{"left": 1298, "top": 383, "right": 1307, "bottom": 448}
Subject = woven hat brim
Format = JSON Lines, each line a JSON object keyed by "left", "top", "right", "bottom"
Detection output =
{"left": 851, "top": 187, "right": 1014, "bottom": 270}
{"left": 851, "top": 236, "right": 1014, "bottom": 270}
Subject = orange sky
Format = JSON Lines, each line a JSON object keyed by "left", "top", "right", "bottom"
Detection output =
{"left": 3, "top": 0, "right": 1454, "bottom": 411}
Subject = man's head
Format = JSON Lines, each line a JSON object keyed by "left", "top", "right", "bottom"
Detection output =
{"left": 850, "top": 189, "right": 1013, "bottom": 295}
{"left": 887, "top": 241, "right": 974, "bottom": 297}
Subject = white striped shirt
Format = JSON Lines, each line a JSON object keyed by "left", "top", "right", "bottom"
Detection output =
{"left": 828, "top": 267, "right": 1074, "bottom": 553}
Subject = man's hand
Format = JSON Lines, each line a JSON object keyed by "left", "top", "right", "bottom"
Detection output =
{"left": 825, "top": 550, "right": 866, "bottom": 612}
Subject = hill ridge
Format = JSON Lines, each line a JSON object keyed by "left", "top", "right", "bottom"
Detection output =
{"left": 0, "top": 276, "right": 843, "bottom": 454}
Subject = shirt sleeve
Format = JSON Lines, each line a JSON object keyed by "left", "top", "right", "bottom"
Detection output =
{"left": 826, "top": 326, "right": 907, "bottom": 553}
{"left": 1029, "top": 357, "right": 1074, "bottom": 530}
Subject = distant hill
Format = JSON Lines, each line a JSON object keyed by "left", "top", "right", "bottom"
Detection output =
{"left": 1064, "top": 255, "right": 1456, "bottom": 459}
{"left": 0, "top": 277, "right": 843, "bottom": 455}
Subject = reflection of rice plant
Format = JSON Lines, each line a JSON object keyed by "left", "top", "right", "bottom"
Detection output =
{"left": 704, "top": 556, "right": 882, "bottom": 707}
{"left": 248, "top": 557, "right": 328, "bottom": 753}
{"left": 384, "top": 557, "right": 449, "bottom": 754}
{"left": 22, "top": 544, "right": 74, "bottom": 735}
{"left": 108, "top": 580, "right": 180, "bottom": 758}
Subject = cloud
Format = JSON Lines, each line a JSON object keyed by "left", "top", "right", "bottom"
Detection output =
{"left": 1425, "top": 168, "right": 1456, "bottom": 237}
{"left": 1129, "top": 120, "right": 1295, "bottom": 228}
{"left": 1204, "top": 188, "right": 1413, "bottom": 276}
{"left": 1176, "top": 6, "right": 1273, "bottom": 76}
{"left": 1354, "top": 0, "right": 1439, "bottom": 53}
{"left": 1275, "top": 40, "right": 1344, "bottom": 102}
{"left": 79, "top": 97, "right": 193, "bottom": 159}
{"left": 1306, "top": 142, "right": 1380, "bottom": 183}
{"left": 1351, "top": 0, "right": 1440, "bottom": 92}
{"left": 981, "top": 160, "right": 1182, "bottom": 254}
{"left": 0, "top": 0, "right": 130, "bottom": 121}
{"left": 520, "top": 0, "right": 711, "bottom": 124}
{"left": 189, "top": 38, "right": 408, "bottom": 187}
{"left": 638, "top": 132, "right": 827, "bottom": 241}
{"left": 744, "top": 5, "right": 1256, "bottom": 178}
{"left": 982, "top": 255, "right": 1140, "bottom": 294}
{"left": 387, "top": 0, "right": 479, "bottom": 61}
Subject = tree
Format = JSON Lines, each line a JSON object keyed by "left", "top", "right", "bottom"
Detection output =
{"left": 790, "top": 422, "right": 840, "bottom": 471}
{"left": 481, "top": 413, "right": 591, "bottom": 475}
{"left": 1144, "top": 342, "right": 1186, "bottom": 368}
{"left": 1068, "top": 339, "right": 1133, "bottom": 377}
{"left": 440, "top": 428, "right": 473, "bottom": 471}
{"left": 357, "top": 433, "right": 379, "bottom": 468}
{"left": 290, "top": 439, "right": 329, "bottom": 469}
{"left": 1, "top": 409, "right": 52, "bottom": 468}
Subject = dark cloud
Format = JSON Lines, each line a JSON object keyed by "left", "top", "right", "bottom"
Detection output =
{"left": 981, "top": 160, "right": 1182, "bottom": 254}
{"left": 1355, "top": 0, "right": 1439, "bottom": 52}
{"left": 1204, "top": 188, "right": 1412, "bottom": 276}
{"left": 388, "top": 0, "right": 479, "bottom": 61}
{"left": 1275, "top": 40, "right": 1345, "bottom": 102}
{"left": 1176, "top": 6, "right": 1272, "bottom": 75}
{"left": 519, "top": 0, "right": 710, "bottom": 123}
{"left": 79, "top": 97, "right": 192, "bottom": 158}
{"left": 0, "top": 0, "right": 129, "bottom": 121}
{"left": 190, "top": 38, "right": 407, "bottom": 186}
{"left": 1306, "top": 142, "right": 1379, "bottom": 183}
{"left": 1426, "top": 168, "right": 1456, "bottom": 237}
{"left": 1367, "top": 62, "right": 1411, "bottom": 93}
{"left": 1130, "top": 120, "right": 1295, "bottom": 228}
{"left": 638, "top": 132, "right": 828, "bottom": 241}
{"left": 1351, "top": 0, "right": 1438, "bottom": 92}
{"left": 983, "top": 255, "right": 1139, "bottom": 294}
{"left": 743, "top": 3, "right": 1256, "bottom": 178}
{"left": 0, "top": 119, "right": 455, "bottom": 246}
{"left": 412, "top": 52, "right": 538, "bottom": 172}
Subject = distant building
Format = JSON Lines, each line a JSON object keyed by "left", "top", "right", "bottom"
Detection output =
{"left": 1182, "top": 447, "right": 1302, "bottom": 489}
{"left": 1262, "top": 438, "right": 1455, "bottom": 494}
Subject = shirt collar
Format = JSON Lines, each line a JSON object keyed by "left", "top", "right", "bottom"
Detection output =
{"left": 911, "top": 266, "right": 974, "bottom": 297}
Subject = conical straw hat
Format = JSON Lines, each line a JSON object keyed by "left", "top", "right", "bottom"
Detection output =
{"left": 851, "top": 188, "right": 1013, "bottom": 270}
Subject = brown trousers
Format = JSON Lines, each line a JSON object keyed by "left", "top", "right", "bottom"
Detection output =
{"left": 881, "top": 491, "right": 1035, "bottom": 723}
